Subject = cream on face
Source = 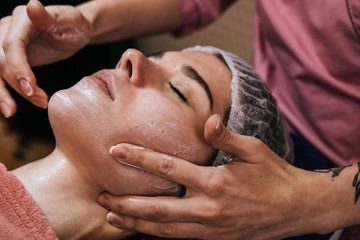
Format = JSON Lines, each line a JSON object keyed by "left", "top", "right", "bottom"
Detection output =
{"left": 48, "top": 49, "right": 231, "bottom": 195}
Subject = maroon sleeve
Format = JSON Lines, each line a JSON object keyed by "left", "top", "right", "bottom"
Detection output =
{"left": 175, "top": 0, "right": 237, "bottom": 36}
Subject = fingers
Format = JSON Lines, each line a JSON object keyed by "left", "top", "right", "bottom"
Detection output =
{"left": 110, "top": 144, "right": 209, "bottom": 190}
{"left": 99, "top": 221, "right": 136, "bottom": 239}
{"left": 0, "top": 56, "right": 47, "bottom": 109}
{"left": 98, "top": 193, "right": 206, "bottom": 223}
{"left": 3, "top": 5, "right": 38, "bottom": 95}
{"left": 0, "top": 77, "right": 16, "bottom": 117}
{"left": 30, "top": 86, "right": 48, "bottom": 109}
{"left": 204, "top": 114, "right": 270, "bottom": 163}
{"left": 0, "top": 19, "right": 17, "bottom": 117}
{"left": 108, "top": 213, "right": 209, "bottom": 239}
{"left": 0, "top": 3, "right": 49, "bottom": 109}
{"left": 26, "top": 0, "right": 57, "bottom": 32}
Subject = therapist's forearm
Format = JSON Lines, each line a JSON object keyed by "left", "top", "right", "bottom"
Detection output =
{"left": 299, "top": 163, "right": 360, "bottom": 235}
{"left": 76, "top": 0, "right": 182, "bottom": 44}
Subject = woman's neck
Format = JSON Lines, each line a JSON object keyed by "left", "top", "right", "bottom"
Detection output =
{"left": 11, "top": 148, "right": 133, "bottom": 240}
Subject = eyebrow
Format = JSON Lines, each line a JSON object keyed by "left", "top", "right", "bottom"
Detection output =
{"left": 181, "top": 65, "right": 213, "bottom": 110}
{"left": 146, "top": 51, "right": 165, "bottom": 58}
{"left": 147, "top": 51, "right": 214, "bottom": 110}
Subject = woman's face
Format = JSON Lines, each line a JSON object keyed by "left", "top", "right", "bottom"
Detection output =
{"left": 48, "top": 49, "right": 231, "bottom": 195}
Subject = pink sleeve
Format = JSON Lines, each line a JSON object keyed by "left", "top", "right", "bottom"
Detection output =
{"left": 175, "top": 0, "right": 237, "bottom": 36}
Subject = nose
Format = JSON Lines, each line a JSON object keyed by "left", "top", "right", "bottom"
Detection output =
{"left": 116, "top": 49, "right": 159, "bottom": 87}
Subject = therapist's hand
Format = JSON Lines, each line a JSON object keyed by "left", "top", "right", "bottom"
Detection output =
{"left": 99, "top": 114, "right": 309, "bottom": 239}
{"left": 0, "top": 0, "right": 92, "bottom": 116}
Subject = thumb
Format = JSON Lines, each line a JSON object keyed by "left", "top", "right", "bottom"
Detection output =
{"left": 204, "top": 114, "right": 266, "bottom": 163}
{"left": 26, "top": 0, "right": 57, "bottom": 32}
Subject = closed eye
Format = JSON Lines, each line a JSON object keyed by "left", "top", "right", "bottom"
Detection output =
{"left": 169, "top": 82, "right": 187, "bottom": 102}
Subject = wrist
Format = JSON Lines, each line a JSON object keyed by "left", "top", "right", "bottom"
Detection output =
{"left": 274, "top": 167, "right": 318, "bottom": 237}
{"left": 294, "top": 165, "right": 360, "bottom": 235}
{"left": 295, "top": 169, "right": 333, "bottom": 235}
{"left": 76, "top": 0, "right": 182, "bottom": 44}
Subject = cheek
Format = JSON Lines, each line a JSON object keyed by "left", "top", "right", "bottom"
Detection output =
{"left": 49, "top": 86, "right": 212, "bottom": 170}
{"left": 116, "top": 92, "right": 208, "bottom": 164}
{"left": 49, "top": 85, "right": 213, "bottom": 195}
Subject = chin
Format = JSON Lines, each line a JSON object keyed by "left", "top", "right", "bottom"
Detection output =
{"left": 48, "top": 90, "right": 99, "bottom": 153}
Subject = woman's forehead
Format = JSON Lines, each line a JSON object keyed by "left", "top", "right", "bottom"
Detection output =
{"left": 168, "top": 50, "right": 223, "bottom": 63}
{"left": 164, "top": 50, "right": 231, "bottom": 77}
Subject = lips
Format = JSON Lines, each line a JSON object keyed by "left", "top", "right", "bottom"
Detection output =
{"left": 88, "top": 70, "right": 115, "bottom": 100}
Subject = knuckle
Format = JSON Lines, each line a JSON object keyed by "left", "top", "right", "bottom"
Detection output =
{"left": 1, "top": 16, "right": 11, "bottom": 24}
{"left": 124, "top": 218, "right": 140, "bottom": 232}
{"left": 111, "top": 201, "right": 123, "bottom": 213}
{"left": 216, "top": 130, "right": 233, "bottom": 147}
{"left": 12, "top": 5, "right": 26, "bottom": 15}
{"left": 248, "top": 136, "right": 264, "bottom": 148}
{"left": 203, "top": 173, "right": 227, "bottom": 197}
{"left": 201, "top": 201, "right": 224, "bottom": 222}
{"left": 158, "top": 223, "right": 176, "bottom": 237}
{"left": 155, "top": 156, "right": 175, "bottom": 176}
{"left": 105, "top": 195, "right": 124, "bottom": 213}
{"left": 2, "top": 37, "right": 12, "bottom": 52}
{"left": 247, "top": 137, "right": 269, "bottom": 157}
{"left": 143, "top": 204, "right": 166, "bottom": 220}
{"left": 132, "top": 150, "right": 146, "bottom": 164}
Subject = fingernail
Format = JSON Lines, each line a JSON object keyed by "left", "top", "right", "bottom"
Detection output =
{"left": 129, "top": 145, "right": 146, "bottom": 150}
{"left": 19, "top": 78, "right": 33, "bottom": 97}
{"left": 110, "top": 145, "right": 129, "bottom": 159}
{"left": 0, "top": 102, "right": 12, "bottom": 118}
{"left": 29, "top": 0, "right": 41, "bottom": 5}
{"left": 106, "top": 212, "right": 123, "bottom": 225}
{"left": 31, "top": 95, "right": 48, "bottom": 109}
{"left": 98, "top": 194, "right": 110, "bottom": 209}
{"left": 215, "top": 114, "right": 222, "bottom": 135}
{"left": 110, "top": 145, "right": 147, "bottom": 170}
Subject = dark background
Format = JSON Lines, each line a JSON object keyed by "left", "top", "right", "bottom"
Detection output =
{"left": 0, "top": 1, "right": 133, "bottom": 154}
